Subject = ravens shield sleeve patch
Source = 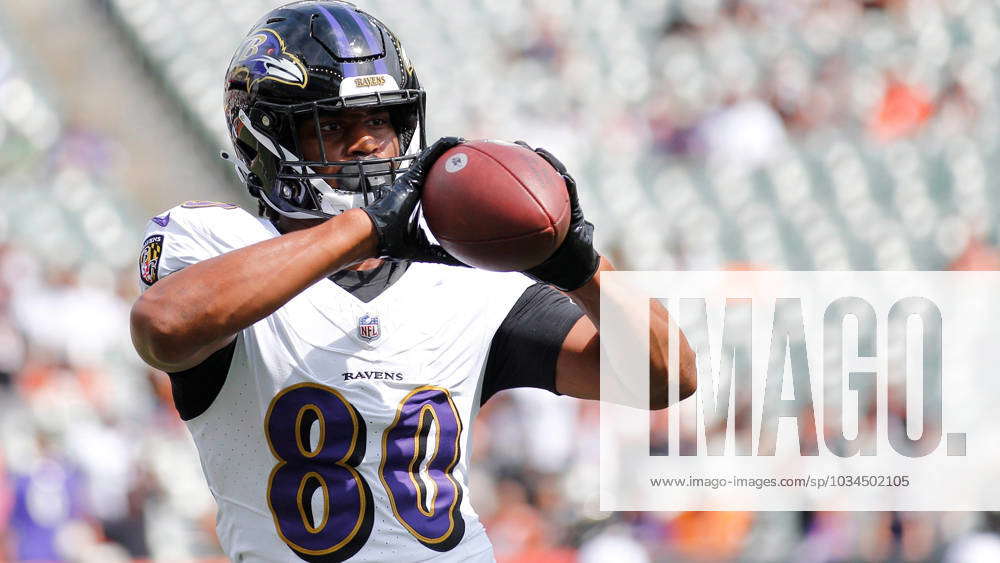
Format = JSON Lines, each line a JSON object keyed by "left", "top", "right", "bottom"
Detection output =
{"left": 139, "top": 234, "right": 164, "bottom": 286}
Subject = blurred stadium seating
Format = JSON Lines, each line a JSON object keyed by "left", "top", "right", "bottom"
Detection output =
{"left": 0, "top": 29, "right": 220, "bottom": 562}
{"left": 1, "top": 0, "right": 1000, "bottom": 561}
{"left": 106, "top": 0, "right": 1000, "bottom": 273}
{"left": 0, "top": 37, "right": 141, "bottom": 276}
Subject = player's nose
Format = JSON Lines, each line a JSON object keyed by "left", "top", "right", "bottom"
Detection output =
{"left": 346, "top": 128, "right": 380, "bottom": 158}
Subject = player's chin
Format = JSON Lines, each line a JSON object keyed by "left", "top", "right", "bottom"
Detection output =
{"left": 312, "top": 165, "right": 342, "bottom": 190}
{"left": 318, "top": 176, "right": 386, "bottom": 196}
{"left": 324, "top": 159, "right": 400, "bottom": 191}
{"left": 317, "top": 169, "right": 363, "bottom": 192}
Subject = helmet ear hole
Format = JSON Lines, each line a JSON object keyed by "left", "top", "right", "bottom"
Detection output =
{"left": 249, "top": 109, "right": 279, "bottom": 133}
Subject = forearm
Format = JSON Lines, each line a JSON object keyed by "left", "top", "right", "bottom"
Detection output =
{"left": 567, "top": 258, "right": 697, "bottom": 407}
{"left": 131, "top": 209, "right": 377, "bottom": 371}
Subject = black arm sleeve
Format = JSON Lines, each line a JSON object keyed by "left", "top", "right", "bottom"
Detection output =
{"left": 480, "top": 283, "right": 585, "bottom": 405}
{"left": 167, "top": 337, "right": 237, "bottom": 421}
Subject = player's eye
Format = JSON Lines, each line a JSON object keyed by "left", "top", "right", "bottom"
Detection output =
{"left": 319, "top": 121, "right": 342, "bottom": 134}
{"left": 365, "top": 111, "right": 392, "bottom": 126}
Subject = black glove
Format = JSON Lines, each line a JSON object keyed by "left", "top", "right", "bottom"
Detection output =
{"left": 362, "top": 137, "right": 467, "bottom": 266}
{"left": 516, "top": 141, "right": 600, "bottom": 291}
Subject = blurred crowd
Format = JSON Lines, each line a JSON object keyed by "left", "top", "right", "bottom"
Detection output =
{"left": 2, "top": 0, "right": 1000, "bottom": 561}
{"left": 99, "top": 0, "right": 1000, "bottom": 270}
{"left": 495, "top": 0, "right": 1000, "bottom": 271}
{"left": 0, "top": 246, "right": 228, "bottom": 562}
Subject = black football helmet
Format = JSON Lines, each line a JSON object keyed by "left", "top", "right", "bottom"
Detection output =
{"left": 223, "top": 0, "right": 426, "bottom": 219}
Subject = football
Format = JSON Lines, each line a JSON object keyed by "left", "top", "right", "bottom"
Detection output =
{"left": 422, "top": 140, "right": 571, "bottom": 271}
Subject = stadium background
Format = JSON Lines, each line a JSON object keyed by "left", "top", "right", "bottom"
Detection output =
{"left": 1, "top": 0, "right": 999, "bottom": 561}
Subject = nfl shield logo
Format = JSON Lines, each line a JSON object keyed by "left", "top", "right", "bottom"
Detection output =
{"left": 358, "top": 314, "right": 380, "bottom": 342}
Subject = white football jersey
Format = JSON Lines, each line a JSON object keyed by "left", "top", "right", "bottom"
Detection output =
{"left": 138, "top": 203, "right": 532, "bottom": 562}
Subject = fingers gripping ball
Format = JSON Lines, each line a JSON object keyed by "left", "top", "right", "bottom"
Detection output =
{"left": 422, "top": 141, "right": 571, "bottom": 271}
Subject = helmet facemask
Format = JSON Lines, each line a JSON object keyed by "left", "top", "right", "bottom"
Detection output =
{"left": 236, "top": 89, "right": 426, "bottom": 220}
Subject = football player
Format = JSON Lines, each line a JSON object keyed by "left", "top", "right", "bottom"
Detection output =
{"left": 129, "top": 2, "right": 696, "bottom": 561}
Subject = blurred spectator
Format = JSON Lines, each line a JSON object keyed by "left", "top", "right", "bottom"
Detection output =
{"left": 0, "top": 452, "right": 13, "bottom": 558}
{"left": 66, "top": 414, "right": 150, "bottom": 558}
{"left": 950, "top": 239, "right": 1000, "bottom": 271}
{"left": 486, "top": 476, "right": 556, "bottom": 562}
{"left": 944, "top": 513, "right": 1000, "bottom": 563}
{"left": 870, "top": 78, "right": 935, "bottom": 142}
{"left": 696, "top": 96, "right": 789, "bottom": 170}
{"left": 7, "top": 433, "right": 87, "bottom": 562}
{"left": 669, "top": 511, "right": 755, "bottom": 560}
{"left": 579, "top": 524, "right": 649, "bottom": 563}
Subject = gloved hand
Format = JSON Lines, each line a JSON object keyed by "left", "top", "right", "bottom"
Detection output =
{"left": 362, "top": 137, "right": 467, "bottom": 266}
{"left": 516, "top": 141, "right": 600, "bottom": 291}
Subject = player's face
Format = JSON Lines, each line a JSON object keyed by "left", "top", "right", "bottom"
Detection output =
{"left": 295, "top": 108, "right": 401, "bottom": 190}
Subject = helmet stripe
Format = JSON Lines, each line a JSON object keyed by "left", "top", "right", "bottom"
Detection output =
{"left": 315, "top": 4, "right": 388, "bottom": 77}
{"left": 347, "top": 11, "right": 389, "bottom": 75}
{"left": 316, "top": 4, "right": 360, "bottom": 75}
